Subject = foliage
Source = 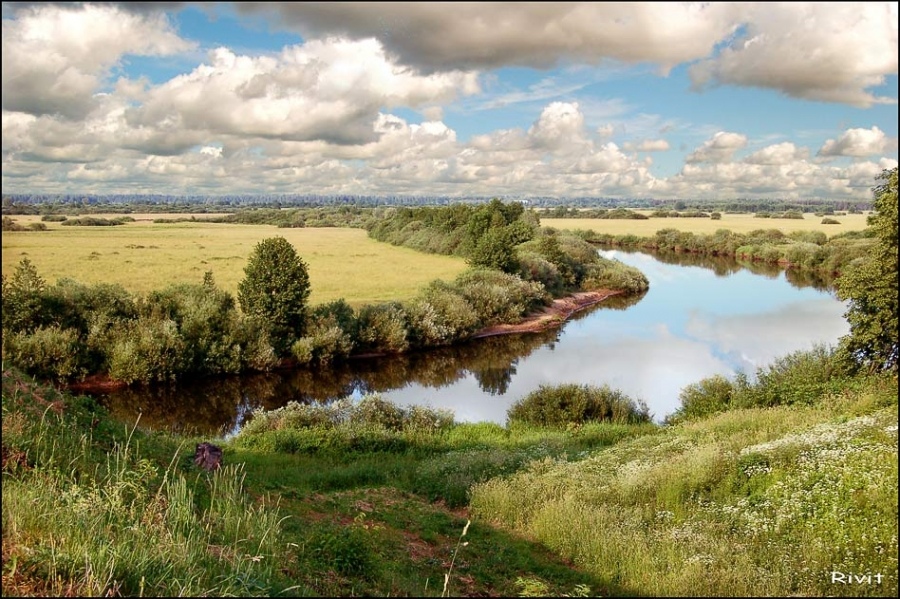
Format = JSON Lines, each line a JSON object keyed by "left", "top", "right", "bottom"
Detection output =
{"left": 107, "top": 317, "right": 186, "bottom": 384}
{"left": 454, "top": 268, "right": 548, "bottom": 326}
{"left": 355, "top": 302, "right": 409, "bottom": 354}
{"left": 292, "top": 300, "right": 358, "bottom": 365}
{"left": 507, "top": 384, "right": 652, "bottom": 427}
{"left": 2, "top": 258, "right": 47, "bottom": 334}
{"left": 238, "top": 237, "right": 311, "bottom": 355}
{"left": 3, "top": 326, "right": 83, "bottom": 381}
{"left": 406, "top": 282, "right": 481, "bottom": 347}
{"left": 836, "top": 167, "right": 898, "bottom": 373}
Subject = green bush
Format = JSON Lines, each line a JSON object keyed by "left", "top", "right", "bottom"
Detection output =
{"left": 517, "top": 251, "right": 564, "bottom": 293}
{"left": 507, "top": 384, "right": 651, "bottom": 427}
{"left": 350, "top": 395, "right": 405, "bottom": 430}
{"left": 294, "top": 300, "right": 358, "bottom": 364}
{"left": 142, "top": 282, "right": 245, "bottom": 375}
{"left": 667, "top": 374, "right": 735, "bottom": 424}
{"left": 355, "top": 302, "right": 409, "bottom": 354}
{"left": 406, "top": 283, "right": 480, "bottom": 347}
{"left": 734, "top": 345, "right": 847, "bottom": 408}
{"left": 3, "top": 326, "right": 84, "bottom": 381}
{"left": 580, "top": 256, "right": 650, "bottom": 293}
{"left": 455, "top": 268, "right": 548, "bottom": 325}
{"left": 107, "top": 317, "right": 186, "bottom": 384}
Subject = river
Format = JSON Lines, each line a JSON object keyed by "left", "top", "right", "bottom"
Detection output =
{"left": 96, "top": 250, "right": 850, "bottom": 435}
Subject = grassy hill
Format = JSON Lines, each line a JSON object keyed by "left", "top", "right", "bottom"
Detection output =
{"left": 2, "top": 356, "right": 896, "bottom": 596}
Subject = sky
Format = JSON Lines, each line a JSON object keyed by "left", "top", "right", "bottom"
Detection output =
{"left": 1, "top": 2, "right": 898, "bottom": 200}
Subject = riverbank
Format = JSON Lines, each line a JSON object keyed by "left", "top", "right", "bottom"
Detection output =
{"left": 472, "top": 289, "right": 623, "bottom": 338}
{"left": 65, "top": 289, "right": 627, "bottom": 392}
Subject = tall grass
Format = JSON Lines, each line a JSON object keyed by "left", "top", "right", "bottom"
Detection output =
{"left": 2, "top": 369, "right": 295, "bottom": 596}
{"left": 470, "top": 371, "right": 899, "bottom": 596}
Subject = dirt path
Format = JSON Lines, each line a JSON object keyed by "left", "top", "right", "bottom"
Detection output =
{"left": 472, "top": 289, "right": 623, "bottom": 338}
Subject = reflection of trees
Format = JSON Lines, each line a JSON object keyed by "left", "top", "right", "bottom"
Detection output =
{"left": 784, "top": 268, "right": 835, "bottom": 292}
{"left": 473, "top": 365, "right": 516, "bottom": 395}
{"left": 608, "top": 248, "right": 835, "bottom": 291}
{"left": 588, "top": 290, "right": 647, "bottom": 312}
{"left": 98, "top": 325, "right": 563, "bottom": 434}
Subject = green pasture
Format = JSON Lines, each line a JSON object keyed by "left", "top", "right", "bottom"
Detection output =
{"left": 542, "top": 211, "right": 870, "bottom": 237}
{"left": 1, "top": 215, "right": 468, "bottom": 306}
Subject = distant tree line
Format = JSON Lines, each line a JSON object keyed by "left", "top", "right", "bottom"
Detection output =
{"left": 2, "top": 193, "right": 871, "bottom": 216}
{"left": 586, "top": 227, "right": 875, "bottom": 277}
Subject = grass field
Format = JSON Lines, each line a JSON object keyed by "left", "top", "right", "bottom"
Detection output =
{"left": 542, "top": 212, "right": 870, "bottom": 237}
{"left": 2, "top": 215, "right": 468, "bottom": 306}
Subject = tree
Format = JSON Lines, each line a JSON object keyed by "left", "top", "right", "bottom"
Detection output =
{"left": 836, "top": 167, "right": 898, "bottom": 373}
{"left": 2, "top": 258, "right": 46, "bottom": 334}
{"left": 238, "top": 237, "right": 311, "bottom": 355}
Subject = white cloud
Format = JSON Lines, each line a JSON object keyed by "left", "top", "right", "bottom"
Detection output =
{"left": 1, "top": 3, "right": 194, "bottom": 119}
{"left": 689, "top": 3, "right": 898, "bottom": 107}
{"left": 686, "top": 132, "right": 748, "bottom": 164}
{"left": 625, "top": 139, "right": 670, "bottom": 152}
{"left": 125, "top": 40, "right": 479, "bottom": 147}
{"left": 240, "top": 2, "right": 896, "bottom": 107}
{"left": 744, "top": 142, "right": 808, "bottom": 165}
{"left": 239, "top": 2, "right": 743, "bottom": 73}
{"left": 527, "top": 102, "right": 587, "bottom": 151}
{"left": 817, "top": 126, "right": 898, "bottom": 158}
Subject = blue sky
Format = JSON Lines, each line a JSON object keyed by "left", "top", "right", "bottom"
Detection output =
{"left": 2, "top": 2, "right": 897, "bottom": 199}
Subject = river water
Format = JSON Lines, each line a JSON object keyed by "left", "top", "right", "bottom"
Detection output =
{"left": 97, "top": 250, "right": 850, "bottom": 435}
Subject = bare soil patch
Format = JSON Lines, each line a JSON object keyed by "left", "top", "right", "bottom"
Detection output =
{"left": 472, "top": 289, "right": 623, "bottom": 338}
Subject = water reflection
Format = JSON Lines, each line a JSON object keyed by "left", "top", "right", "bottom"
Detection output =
{"left": 97, "top": 252, "right": 848, "bottom": 433}
{"left": 102, "top": 327, "right": 563, "bottom": 436}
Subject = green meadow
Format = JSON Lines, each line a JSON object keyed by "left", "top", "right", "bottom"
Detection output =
{"left": 1, "top": 216, "right": 468, "bottom": 306}
{"left": 542, "top": 211, "right": 870, "bottom": 237}
{"left": 3, "top": 357, "right": 896, "bottom": 596}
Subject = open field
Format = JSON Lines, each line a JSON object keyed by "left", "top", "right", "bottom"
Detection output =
{"left": 542, "top": 211, "right": 870, "bottom": 236}
{"left": 2, "top": 216, "right": 467, "bottom": 306}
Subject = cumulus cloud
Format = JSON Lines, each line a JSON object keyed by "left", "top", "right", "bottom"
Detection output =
{"left": 236, "top": 2, "right": 742, "bottom": 73}
{"left": 125, "top": 40, "right": 479, "bottom": 147}
{"left": 238, "top": 2, "right": 896, "bottom": 106}
{"left": 686, "top": 132, "right": 748, "bottom": 164}
{"left": 689, "top": 3, "right": 898, "bottom": 107}
{"left": 817, "top": 126, "right": 898, "bottom": 158}
{"left": 527, "top": 102, "right": 587, "bottom": 151}
{"left": 744, "top": 142, "right": 808, "bottom": 165}
{"left": 1, "top": 3, "right": 194, "bottom": 119}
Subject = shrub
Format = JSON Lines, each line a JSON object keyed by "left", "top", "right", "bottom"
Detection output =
{"left": 517, "top": 251, "right": 564, "bottom": 293}
{"left": 142, "top": 282, "right": 244, "bottom": 375}
{"left": 734, "top": 345, "right": 846, "bottom": 408}
{"left": 3, "top": 326, "right": 83, "bottom": 381}
{"left": 580, "top": 256, "right": 650, "bottom": 293}
{"left": 294, "top": 300, "right": 357, "bottom": 364}
{"left": 349, "top": 395, "right": 405, "bottom": 431}
{"left": 355, "top": 302, "right": 409, "bottom": 353}
{"left": 507, "top": 384, "right": 651, "bottom": 427}
{"left": 821, "top": 217, "right": 841, "bottom": 225}
{"left": 667, "top": 374, "right": 735, "bottom": 424}
{"left": 2, "top": 258, "right": 47, "bottom": 334}
{"left": 455, "top": 268, "right": 548, "bottom": 325}
{"left": 406, "top": 283, "right": 480, "bottom": 347}
{"left": 107, "top": 317, "right": 186, "bottom": 384}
